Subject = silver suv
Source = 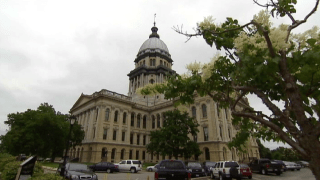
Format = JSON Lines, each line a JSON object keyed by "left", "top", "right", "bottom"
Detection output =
{"left": 210, "top": 161, "right": 242, "bottom": 180}
{"left": 115, "top": 160, "right": 142, "bottom": 173}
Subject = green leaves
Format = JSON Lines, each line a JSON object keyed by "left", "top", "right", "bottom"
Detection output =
{"left": 146, "top": 110, "right": 200, "bottom": 159}
{"left": 1, "top": 103, "right": 85, "bottom": 158}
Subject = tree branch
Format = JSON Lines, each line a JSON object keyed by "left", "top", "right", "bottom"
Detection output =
{"left": 232, "top": 110, "right": 308, "bottom": 157}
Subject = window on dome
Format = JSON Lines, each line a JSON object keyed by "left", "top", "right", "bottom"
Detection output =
{"left": 160, "top": 60, "right": 163, "bottom": 65}
{"left": 150, "top": 79, "right": 155, "bottom": 84}
{"left": 150, "top": 59, "right": 156, "bottom": 66}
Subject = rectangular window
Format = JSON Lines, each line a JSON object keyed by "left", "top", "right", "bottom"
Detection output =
{"left": 136, "top": 151, "right": 139, "bottom": 159}
{"left": 103, "top": 129, "right": 107, "bottom": 140}
{"left": 142, "top": 151, "right": 145, "bottom": 160}
{"left": 193, "top": 135, "right": 197, "bottom": 142}
{"left": 122, "top": 131, "right": 125, "bottom": 141}
{"left": 143, "top": 135, "right": 146, "bottom": 145}
{"left": 130, "top": 133, "right": 133, "bottom": 144}
{"left": 113, "top": 130, "right": 117, "bottom": 140}
{"left": 93, "top": 128, "right": 96, "bottom": 139}
{"left": 203, "top": 127, "right": 208, "bottom": 141}
{"left": 137, "top": 134, "right": 140, "bottom": 145}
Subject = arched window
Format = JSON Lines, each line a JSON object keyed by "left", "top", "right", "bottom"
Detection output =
{"left": 152, "top": 115, "right": 155, "bottom": 129}
{"left": 137, "top": 114, "right": 141, "bottom": 128}
{"left": 150, "top": 79, "right": 155, "bottom": 84}
{"left": 143, "top": 115, "right": 147, "bottom": 129}
{"left": 111, "top": 148, "right": 116, "bottom": 159}
{"left": 157, "top": 114, "right": 161, "bottom": 128}
{"left": 123, "top": 112, "right": 127, "bottom": 124}
{"left": 228, "top": 128, "right": 231, "bottom": 139}
{"left": 203, "top": 127, "right": 209, "bottom": 141}
{"left": 160, "top": 60, "right": 163, "bottom": 65}
{"left": 223, "top": 147, "right": 227, "bottom": 160}
{"left": 217, "top": 103, "right": 220, "bottom": 117}
{"left": 205, "top": 148, "right": 210, "bottom": 160}
{"left": 220, "top": 126, "right": 223, "bottom": 140}
{"left": 131, "top": 113, "right": 135, "bottom": 127}
{"left": 105, "top": 108, "right": 110, "bottom": 121}
{"left": 191, "top": 106, "right": 196, "bottom": 118}
{"left": 101, "top": 148, "right": 107, "bottom": 158}
{"left": 114, "top": 110, "right": 118, "bottom": 122}
{"left": 202, "top": 104, "right": 207, "bottom": 118}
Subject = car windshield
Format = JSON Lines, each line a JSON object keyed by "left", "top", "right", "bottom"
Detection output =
{"left": 225, "top": 162, "right": 239, "bottom": 168}
{"left": 68, "top": 164, "right": 89, "bottom": 171}
{"left": 188, "top": 163, "right": 201, "bottom": 167}
{"left": 205, "top": 162, "right": 216, "bottom": 166}
{"left": 240, "top": 164, "right": 249, "bottom": 168}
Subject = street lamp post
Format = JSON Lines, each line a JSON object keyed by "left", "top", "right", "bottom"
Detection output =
{"left": 60, "top": 115, "right": 76, "bottom": 176}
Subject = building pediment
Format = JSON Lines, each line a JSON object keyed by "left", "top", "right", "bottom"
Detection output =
{"left": 70, "top": 93, "right": 92, "bottom": 111}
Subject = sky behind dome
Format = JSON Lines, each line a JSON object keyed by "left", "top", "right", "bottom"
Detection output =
{"left": 0, "top": 0, "right": 318, "bottom": 150}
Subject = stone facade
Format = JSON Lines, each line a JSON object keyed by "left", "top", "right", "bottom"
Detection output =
{"left": 69, "top": 25, "right": 259, "bottom": 164}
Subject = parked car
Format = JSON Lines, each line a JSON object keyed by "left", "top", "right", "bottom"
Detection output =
{"left": 155, "top": 159, "right": 191, "bottom": 180}
{"left": 186, "top": 162, "right": 206, "bottom": 178}
{"left": 249, "top": 158, "right": 282, "bottom": 175}
{"left": 89, "top": 162, "right": 119, "bottom": 173}
{"left": 16, "top": 154, "right": 27, "bottom": 161}
{"left": 296, "top": 161, "right": 309, "bottom": 167}
{"left": 147, "top": 164, "right": 159, "bottom": 172}
{"left": 202, "top": 161, "right": 216, "bottom": 176}
{"left": 272, "top": 160, "right": 287, "bottom": 172}
{"left": 210, "top": 161, "right": 242, "bottom": 180}
{"left": 283, "top": 161, "right": 300, "bottom": 171}
{"left": 60, "top": 163, "right": 98, "bottom": 180}
{"left": 240, "top": 163, "right": 252, "bottom": 179}
{"left": 294, "top": 163, "right": 301, "bottom": 171}
{"left": 114, "top": 160, "right": 142, "bottom": 173}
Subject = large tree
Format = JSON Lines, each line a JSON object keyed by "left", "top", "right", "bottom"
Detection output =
{"left": 0, "top": 103, "right": 84, "bottom": 160}
{"left": 138, "top": 1, "right": 320, "bottom": 179}
{"left": 146, "top": 109, "right": 202, "bottom": 160}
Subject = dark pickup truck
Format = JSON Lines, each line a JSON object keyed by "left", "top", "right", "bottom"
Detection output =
{"left": 249, "top": 158, "right": 282, "bottom": 175}
{"left": 155, "top": 160, "right": 191, "bottom": 180}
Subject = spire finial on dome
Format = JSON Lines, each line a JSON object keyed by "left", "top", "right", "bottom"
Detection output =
{"left": 149, "top": 14, "right": 160, "bottom": 38}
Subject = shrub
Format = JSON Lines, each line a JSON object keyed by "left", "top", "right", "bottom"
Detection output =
{"left": 0, "top": 154, "right": 16, "bottom": 172}
{"left": 1, "top": 161, "right": 20, "bottom": 180}
{"left": 30, "top": 173, "right": 64, "bottom": 180}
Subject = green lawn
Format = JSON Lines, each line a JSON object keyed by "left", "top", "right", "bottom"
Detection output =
{"left": 40, "top": 161, "right": 94, "bottom": 168}
{"left": 142, "top": 162, "right": 156, "bottom": 170}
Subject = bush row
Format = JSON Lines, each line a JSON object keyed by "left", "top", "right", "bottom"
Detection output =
{"left": 0, "top": 153, "right": 63, "bottom": 180}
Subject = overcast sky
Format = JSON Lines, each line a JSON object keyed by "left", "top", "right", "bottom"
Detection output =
{"left": 0, "top": 0, "right": 318, "bottom": 150}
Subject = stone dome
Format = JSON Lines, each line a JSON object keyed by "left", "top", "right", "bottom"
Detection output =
{"left": 136, "top": 26, "right": 171, "bottom": 58}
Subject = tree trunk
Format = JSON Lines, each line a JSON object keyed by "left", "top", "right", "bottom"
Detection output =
{"left": 308, "top": 153, "right": 320, "bottom": 180}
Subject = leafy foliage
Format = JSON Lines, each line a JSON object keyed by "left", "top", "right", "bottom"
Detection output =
{"left": 141, "top": 0, "right": 320, "bottom": 178}
{"left": 0, "top": 103, "right": 85, "bottom": 159}
{"left": 146, "top": 110, "right": 201, "bottom": 159}
{"left": 1, "top": 161, "right": 21, "bottom": 180}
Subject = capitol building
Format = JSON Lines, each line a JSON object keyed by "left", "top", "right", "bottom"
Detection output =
{"left": 69, "top": 24, "right": 259, "bottom": 163}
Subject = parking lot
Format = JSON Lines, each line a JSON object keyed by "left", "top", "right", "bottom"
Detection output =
{"left": 93, "top": 168, "right": 315, "bottom": 180}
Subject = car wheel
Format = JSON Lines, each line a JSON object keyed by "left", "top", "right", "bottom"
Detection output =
{"left": 248, "top": 176, "right": 252, "bottom": 179}
{"left": 106, "top": 169, "right": 111, "bottom": 173}
{"left": 148, "top": 168, "right": 151, "bottom": 172}
{"left": 210, "top": 172, "right": 215, "bottom": 179}
{"left": 130, "top": 168, "right": 136, "bottom": 173}
{"left": 261, "top": 168, "right": 267, "bottom": 175}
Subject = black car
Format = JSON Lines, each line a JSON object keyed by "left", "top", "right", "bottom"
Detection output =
{"left": 187, "top": 162, "right": 206, "bottom": 178}
{"left": 202, "top": 161, "right": 216, "bottom": 176}
{"left": 89, "top": 162, "right": 119, "bottom": 173}
{"left": 62, "top": 163, "right": 98, "bottom": 180}
{"left": 272, "top": 160, "right": 287, "bottom": 172}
